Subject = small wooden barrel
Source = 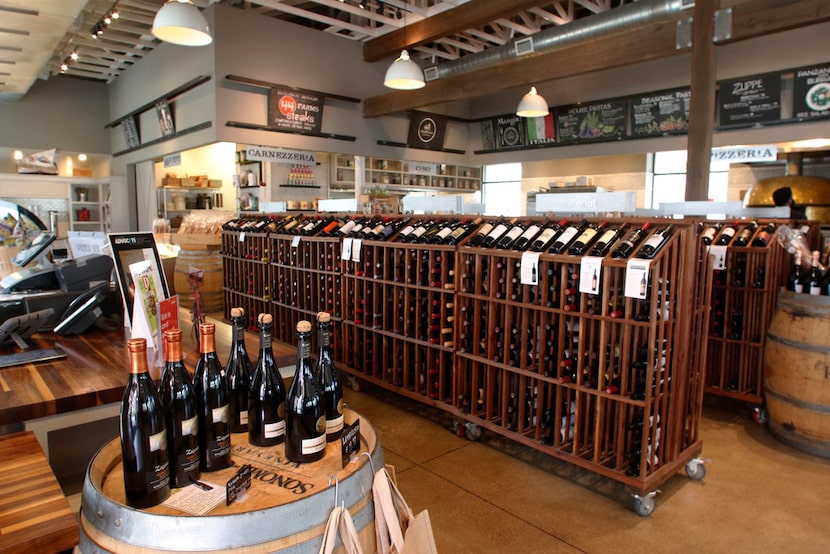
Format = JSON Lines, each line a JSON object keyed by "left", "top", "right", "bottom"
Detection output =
{"left": 764, "top": 290, "right": 830, "bottom": 458}
{"left": 174, "top": 249, "right": 224, "bottom": 313}
{"left": 78, "top": 410, "right": 382, "bottom": 553}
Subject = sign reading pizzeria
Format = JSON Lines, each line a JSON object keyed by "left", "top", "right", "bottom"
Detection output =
{"left": 268, "top": 88, "right": 325, "bottom": 134}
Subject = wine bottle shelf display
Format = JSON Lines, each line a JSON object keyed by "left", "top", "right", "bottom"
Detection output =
{"left": 702, "top": 219, "right": 817, "bottom": 404}
{"left": 221, "top": 214, "right": 708, "bottom": 513}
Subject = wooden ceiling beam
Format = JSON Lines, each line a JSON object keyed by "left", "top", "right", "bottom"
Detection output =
{"left": 363, "top": 0, "right": 830, "bottom": 118}
{"left": 363, "top": 0, "right": 555, "bottom": 62}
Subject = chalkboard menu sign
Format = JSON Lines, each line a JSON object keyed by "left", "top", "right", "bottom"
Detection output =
{"left": 718, "top": 74, "right": 781, "bottom": 127}
{"left": 268, "top": 89, "right": 325, "bottom": 134}
{"left": 555, "top": 99, "right": 626, "bottom": 143}
{"left": 793, "top": 63, "right": 830, "bottom": 121}
{"left": 630, "top": 88, "right": 690, "bottom": 137}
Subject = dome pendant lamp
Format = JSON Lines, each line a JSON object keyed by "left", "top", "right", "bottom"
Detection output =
{"left": 152, "top": 0, "right": 213, "bottom": 47}
{"left": 516, "top": 87, "right": 549, "bottom": 118}
{"left": 384, "top": 2, "right": 424, "bottom": 90}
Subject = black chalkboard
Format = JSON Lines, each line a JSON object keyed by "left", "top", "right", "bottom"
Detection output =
{"left": 792, "top": 63, "right": 830, "bottom": 121}
{"left": 630, "top": 88, "right": 690, "bottom": 137}
{"left": 555, "top": 99, "right": 626, "bottom": 143}
{"left": 718, "top": 74, "right": 781, "bottom": 127}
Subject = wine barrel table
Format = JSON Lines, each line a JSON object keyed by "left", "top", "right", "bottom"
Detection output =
{"left": 78, "top": 410, "right": 382, "bottom": 553}
{"left": 764, "top": 290, "right": 830, "bottom": 458}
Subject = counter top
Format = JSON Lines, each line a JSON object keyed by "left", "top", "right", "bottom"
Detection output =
{"left": 0, "top": 309, "right": 296, "bottom": 426}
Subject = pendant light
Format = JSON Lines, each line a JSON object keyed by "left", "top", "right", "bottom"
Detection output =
{"left": 516, "top": 87, "right": 549, "bottom": 118}
{"left": 152, "top": 0, "right": 213, "bottom": 47}
{"left": 384, "top": 2, "right": 424, "bottom": 90}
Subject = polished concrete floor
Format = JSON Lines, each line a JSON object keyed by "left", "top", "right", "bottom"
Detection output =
{"left": 343, "top": 385, "right": 830, "bottom": 553}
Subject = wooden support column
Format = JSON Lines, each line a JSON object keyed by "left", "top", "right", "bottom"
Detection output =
{"left": 685, "top": 0, "right": 719, "bottom": 201}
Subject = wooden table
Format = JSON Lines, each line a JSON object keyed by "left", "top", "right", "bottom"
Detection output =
{"left": 0, "top": 431, "right": 79, "bottom": 553}
{"left": 0, "top": 309, "right": 296, "bottom": 427}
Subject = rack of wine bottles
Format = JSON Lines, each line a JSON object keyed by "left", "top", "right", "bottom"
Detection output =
{"left": 220, "top": 214, "right": 708, "bottom": 513}
{"left": 701, "top": 219, "right": 816, "bottom": 404}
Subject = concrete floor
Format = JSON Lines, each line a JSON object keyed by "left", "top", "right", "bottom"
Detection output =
{"left": 343, "top": 385, "right": 830, "bottom": 553}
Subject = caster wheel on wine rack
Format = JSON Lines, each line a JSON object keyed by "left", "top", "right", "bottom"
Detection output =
{"left": 753, "top": 407, "right": 768, "bottom": 425}
{"left": 347, "top": 376, "right": 362, "bottom": 392}
{"left": 685, "top": 458, "right": 706, "bottom": 481}
{"left": 632, "top": 491, "right": 657, "bottom": 517}
{"left": 464, "top": 423, "right": 481, "bottom": 442}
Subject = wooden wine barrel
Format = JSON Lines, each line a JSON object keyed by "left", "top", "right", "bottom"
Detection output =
{"left": 174, "top": 248, "right": 224, "bottom": 313}
{"left": 764, "top": 290, "right": 830, "bottom": 458}
{"left": 78, "top": 410, "right": 382, "bottom": 553}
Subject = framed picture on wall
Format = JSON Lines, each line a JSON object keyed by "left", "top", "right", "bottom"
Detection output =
{"left": 155, "top": 100, "right": 175, "bottom": 137}
{"left": 122, "top": 116, "right": 141, "bottom": 148}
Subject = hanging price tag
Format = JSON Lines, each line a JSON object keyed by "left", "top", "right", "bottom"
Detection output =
{"left": 351, "top": 239, "right": 362, "bottom": 262}
{"left": 341, "top": 238, "right": 353, "bottom": 260}
{"left": 520, "top": 252, "right": 541, "bottom": 285}
{"left": 291, "top": 235, "right": 301, "bottom": 248}
{"left": 625, "top": 259, "right": 652, "bottom": 299}
{"left": 239, "top": 232, "right": 246, "bottom": 243}
{"left": 709, "top": 245, "right": 727, "bottom": 270}
{"left": 579, "top": 257, "right": 603, "bottom": 295}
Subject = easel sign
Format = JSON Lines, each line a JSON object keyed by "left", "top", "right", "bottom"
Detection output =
{"left": 108, "top": 232, "right": 171, "bottom": 327}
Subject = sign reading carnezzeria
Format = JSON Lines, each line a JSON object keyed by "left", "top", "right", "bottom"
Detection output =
{"left": 268, "top": 88, "right": 324, "bottom": 134}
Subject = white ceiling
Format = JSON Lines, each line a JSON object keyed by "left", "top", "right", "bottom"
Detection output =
{"left": 0, "top": 0, "right": 624, "bottom": 102}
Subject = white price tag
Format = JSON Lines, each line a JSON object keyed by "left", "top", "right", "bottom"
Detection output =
{"left": 351, "top": 239, "right": 363, "bottom": 262}
{"left": 520, "top": 252, "right": 541, "bottom": 285}
{"left": 709, "top": 245, "right": 727, "bottom": 270}
{"left": 579, "top": 257, "right": 603, "bottom": 295}
{"left": 291, "top": 235, "right": 301, "bottom": 248}
{"left": 625, "top": 259, "right": 652, "bottom": 299}
{"left": 239, "top": 232, "right": 246, "bottom": 243}
{"left": 341, "top": 238, "right": 353, "bottom": 260}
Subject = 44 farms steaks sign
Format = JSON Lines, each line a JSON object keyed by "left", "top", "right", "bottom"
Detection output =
{"left": 268, "top": 89, "right": 324, "bottom": 134}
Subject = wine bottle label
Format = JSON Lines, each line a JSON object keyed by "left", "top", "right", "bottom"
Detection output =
{"left": 181, "top": 415, "right": 198, "bottom": 437}
{"left": 503, "top": 226, "right": 524, "bottom": 241}
{"left": 302, "top": 433, "right": 327, "bottom": 455}
{"left": 339, "top": 220, "right": 356, "bottom": 234}
{"left": 575, "top": 227, "right": 597, "bottom": 244}
{"left": 327, "top": 413, "right": 345, "bottom": 434}
{"left": 412, "top": 226, "right": 428, "bottom": 238}
{"left": 208, "top": 433, "right": 231, "bottom": 461}
{"left": 488, "top": 224, "right": 508, "bottom": 238}
{"left": 520, "top": 225, "right": 540, "bottom": 240}
{"left": 238, "top": 411, "right": 249, "bottom": 426}
{"left": 264, "top": 420, "right": 286, "bottom": 438}
{"left": 179, "top": 446, "right": 200, "bottom": 473}
{"left": 212, "top": 404, "right": 229, "bottom": 424}
{"left": 398, "top": 225, "right": 415, "bottom": 236}
{"left": 595, "top": 229, "right": 617, "bottom": 245}
{"left": 149, "top": 429, "right": 167, "bottom": 452}
{"left": 555, "top": 227, "right": 579, "bottom": 245}
{"left": 642, "top": 234, "right": 664, "bottom": 249}
{"left": 533, "top": 228, "right": 556, "bottom": 245}
{"left": 475, "top": 223, "right": 494, "bottom": 237}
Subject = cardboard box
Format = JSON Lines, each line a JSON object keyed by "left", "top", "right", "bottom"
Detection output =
{"left": 180, "top": 177, "right": 196, "bottom": 187}
{"left": 208, "top": 179, "right": 222, "bottom": 188}
{"left": 162, "top": 176, "right": 181, "bottom": 187}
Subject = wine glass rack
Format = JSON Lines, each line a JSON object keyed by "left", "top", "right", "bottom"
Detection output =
{"left": 221, "top": 215, "right": 711, "bottom": 514}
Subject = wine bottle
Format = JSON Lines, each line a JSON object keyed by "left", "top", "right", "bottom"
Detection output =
{"left": 732, "top": 221, "right": 758, "bottom": 247}
{"left": 588, "top": 224, "right": 626, "bottom": 257}
{"left": 158, "top": 329, "right": 200, "bottom": 489}
{"left": 529, "top": 219, "right": 567, "bottom": 252}
{"left": 700, "top": 223, "right": 720, "bottom": 245}
{"left": 787, "top": 250, "right": 804, "bottom": 293}
{"left": 225, "top": 307, "right": 254, "bottom": 433}
{"left": 635, "top": 224, "right": 675, "bottom": 259}
{"left": 611, "top": 222, "right": 650, "bottom": 259}
{"left": 249, "top": 314, "right": 287, "bottom": 446}
{"left": 512, "top": 221, "right": 542, "bottom": 251}
{"left": 480, "top": 218, "right": 512, "bottom": 248}
{"left": 714, "top": 222, "right": 738, "bottom": 245}
{"left": 808, "top": 250, "right": 823, "bottom": 296}
{"left": 286, "top": 320, "right": 326, "bottom": 463}
{"left": 568, "top": 220, "right": 607, "bottom": 255}
{"left": 445, "top": 217, "right": 482, "bottom": 246}
{"left": 549, "top": 220, "right": 586, "bottom": 254}
{"left": 120, "top": 338, "right": 170, "bottom": 508}
{"left": 468, "top": 220, "right": 495, "bottom": 247}
{"left": 193, "top": 323, "right": 232, "bottom": 472}
{"left": 315, "top": 312, "right": 344, "bottom": 442}
{"left": 751, "top": 222, "right": 776, "bottom": 247}
{"left": 495, "top": 221, "right": 525, "bottom": 249}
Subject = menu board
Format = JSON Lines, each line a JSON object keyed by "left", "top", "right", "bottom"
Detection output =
{"left": 494, "top": 115, "right": 527, "bottom": 149}
{"left": 793, "top": 63, "right": 830, "bottom": 120}
{"left": 555, "top": 99, "right": 626, "bottom": 143}
{"left": 630, "top": 88, "right": 690, "bottom": 137}
{"left": 718, "top": 74, "right": 781, "bottom": 127}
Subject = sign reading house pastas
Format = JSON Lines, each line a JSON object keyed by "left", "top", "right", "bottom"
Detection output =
{"left": 407, "top": 111, "right": 447, "bottom": 151}
{"left": 630, "top": 88, "right": 690, "bottom": 137}
{"left": 718, "top": 74, "right": 781, "bottom": 127}
{"left": 556, "top": 99, "right": 626, "bottom": 143}
{"left": 268, "top": 89, "right": 324, "bottom": 134}
{"left": 793, "top": 63, "right": 830, "bottom": 121}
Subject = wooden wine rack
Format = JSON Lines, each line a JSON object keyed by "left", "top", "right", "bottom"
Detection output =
{"left": 222, "top": 230, "right": 272, "bottom": 331}
{"left": 221, "top": 216, "right": 709, "bottom": 514}
{"left": 703, "top": 220, "right": 820, "bottom": 404}
{"left": 454, "top": 220, "right": 709, "bottom": 502}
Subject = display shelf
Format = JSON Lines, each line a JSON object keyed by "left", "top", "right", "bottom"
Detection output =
{"left": 330, "top": 154, "right": 482, "bottom": 193}
{"left": 69, "top": 182, "right": 109, "bottom": 232}
{"left": 157, "top": 186, "right": 222, "bottom": 227}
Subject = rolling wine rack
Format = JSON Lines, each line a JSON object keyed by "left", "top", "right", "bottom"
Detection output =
{"left": 703, "top": 220, "right": 820, "bottom": 405}
{"left": 221, "top": 215, "right": 710, "bottom": 515}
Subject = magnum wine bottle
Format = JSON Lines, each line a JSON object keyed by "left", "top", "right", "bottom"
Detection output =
{"left": 120, "top": 338, "right": 170, "bottom": 508}
{"left": 249, "top": 314, "right": 287, "bottom": 446}
{"left": 158, "top": 329, "right": 200, "bottom": 489}
{"left": 193, "top": 323, "right": 232, "bottom": 472}
{"left": 225, "top": 307, "right": 254, "bottom": 433}
{"left": 315, "top": 312, "right": 344, "bottom": 441}
{"left": 286, "top": 320, "right": 326, "bottom": 463}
